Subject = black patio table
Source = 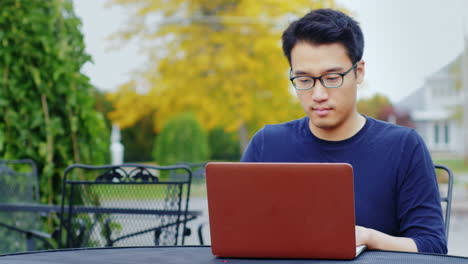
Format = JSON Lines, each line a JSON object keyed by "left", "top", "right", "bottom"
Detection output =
{"left": 0, "top": 246, "right": 468, "bottom": 264}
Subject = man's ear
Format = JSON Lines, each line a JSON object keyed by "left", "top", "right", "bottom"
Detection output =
{"left": 356, "top": 60, "right": 365, "bottom": 85}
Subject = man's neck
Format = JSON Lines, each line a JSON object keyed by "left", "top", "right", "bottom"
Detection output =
{"left": 309, "top": 113, "right": 366, "bottom": 141}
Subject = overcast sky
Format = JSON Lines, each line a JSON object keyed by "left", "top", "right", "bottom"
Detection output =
{"left": 74, "top": 0, "right": 468, "bottom": 103}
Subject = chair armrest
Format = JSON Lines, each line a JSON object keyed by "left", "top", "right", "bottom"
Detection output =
{"left": 197, "top": 223, "right": 207, "bottom": 245}
{"left": 0, "top": 222, "right": 55, "bottom": 249}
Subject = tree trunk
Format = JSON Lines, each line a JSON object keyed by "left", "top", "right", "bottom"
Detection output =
{"left": 41, "top": 94, "right": 53, "bottom": 165}
{"left": 41, "top": 94, "right": 54, "bottom": 204}
{"left": 238, "top": 122, "right": 249, "bottom": 157}
{"left": 68, "top": 110, "right": 80, "bottom": 165}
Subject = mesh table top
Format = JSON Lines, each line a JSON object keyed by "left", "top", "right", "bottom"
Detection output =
{"left": 1, "top": 246, "right": 468, "bottom": 264}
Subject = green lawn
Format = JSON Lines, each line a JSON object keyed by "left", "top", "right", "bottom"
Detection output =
{"left": 433, "top": 159, "right": 468, "bottom": 174}
{"left": 190, "top": 181, "right": 207, "bottom": 197}
{"left": 83, "top": 181, "right": 207, "bottom": 201}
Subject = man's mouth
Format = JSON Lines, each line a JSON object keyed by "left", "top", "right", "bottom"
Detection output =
{"left": 312, "top": 107, "right": 332, "bottom": 117}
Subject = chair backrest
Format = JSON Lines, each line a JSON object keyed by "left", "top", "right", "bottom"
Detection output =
{"left": 170, "top": 162, "right": 206, "bottom": 182}
{"left": 0, "top": 159, "right": 41, "bottom": 253}
{"left": 434, "top": 164, "right": 454, "bottom": 241}
{"left": 58, "top": 163, "right": 193, "bottom": 248}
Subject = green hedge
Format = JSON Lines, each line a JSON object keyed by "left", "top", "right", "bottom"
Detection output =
{"left": 153, "top": 113, "right": 209, "bottom": 166}
{"left": 0, "top": 0, "right": 109, "bottom": 206}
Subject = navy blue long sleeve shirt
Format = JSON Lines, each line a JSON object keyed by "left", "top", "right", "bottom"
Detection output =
{"left": 241, "top": 116, "right": 447, "bottom": 254}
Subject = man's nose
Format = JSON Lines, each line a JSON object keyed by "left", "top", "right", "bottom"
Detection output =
{"left": 311, "top": 82, "right": 329, "bottom": 102}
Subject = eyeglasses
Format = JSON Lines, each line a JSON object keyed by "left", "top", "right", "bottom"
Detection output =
{"left": 289, "top": 62, "right": 358, "bottom": 90}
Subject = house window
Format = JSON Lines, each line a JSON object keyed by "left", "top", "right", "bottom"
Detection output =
{"left": 434, "top": 123, "right": 439, "bottom": 144}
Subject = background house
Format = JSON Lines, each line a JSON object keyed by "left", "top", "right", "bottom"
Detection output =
{"left": 396, "top": 55, "right": 464, "bottom": 155}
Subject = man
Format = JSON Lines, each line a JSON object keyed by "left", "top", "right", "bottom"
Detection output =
{"left": 241, "top": 9, "right": 447, "bottom": 254}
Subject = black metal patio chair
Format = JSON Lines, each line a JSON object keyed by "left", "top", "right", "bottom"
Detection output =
{"left": 170, "top": 162, "right": 207, "bottom": 182}
{"left": 0, "top": 159, "right": 55, "bottom": 253}
{"left": 58, "top": 163, "right": 196, "bottom": 248}
{"left": 434, "top": 164, "right": 454, "bottom": 242}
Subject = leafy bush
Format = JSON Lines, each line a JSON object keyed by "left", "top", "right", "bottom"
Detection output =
{"left": 0, "top": 0, "right": 109, "bottom": 205}
{"left": 153, "top": 113, "right": 209, "bottom": 166}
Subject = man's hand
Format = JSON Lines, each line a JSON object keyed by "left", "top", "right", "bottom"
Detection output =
{"left": 355, "top": 225, "right": 418, "bottom": 252}
{"left": 355, "top": 225, "right": 371, "bottom": 247}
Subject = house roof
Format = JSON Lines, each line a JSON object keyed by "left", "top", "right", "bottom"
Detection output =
{"left": 396, "top": 54, "right": 463, "bottom": 114}
{"left": 395, "top": 86, "right": 425, "bottom": 112}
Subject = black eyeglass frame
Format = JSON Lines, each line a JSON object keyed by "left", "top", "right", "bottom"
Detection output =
{"left": 289, "top": 62, "right": 359, "bottom": 90}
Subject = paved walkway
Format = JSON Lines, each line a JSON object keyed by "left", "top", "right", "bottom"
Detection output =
{"left": 185, "top": 197, "right": 210, "bottom": 245}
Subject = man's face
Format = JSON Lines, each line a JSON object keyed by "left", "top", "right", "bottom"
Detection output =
{"left": 290, "top": 41, "right": 364, "bottom": 133}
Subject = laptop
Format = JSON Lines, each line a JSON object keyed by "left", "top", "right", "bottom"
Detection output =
{"left": 205, "top": 162, "right": 366, "bottom": 260}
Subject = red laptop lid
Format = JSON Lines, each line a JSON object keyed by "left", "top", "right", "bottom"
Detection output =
{"left": 206, "top": 162, "right": 356, "bottom": 259}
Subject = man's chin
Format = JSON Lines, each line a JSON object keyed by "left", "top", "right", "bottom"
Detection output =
{"left": 309, "top": 118, "right": 337, "bottom": 131}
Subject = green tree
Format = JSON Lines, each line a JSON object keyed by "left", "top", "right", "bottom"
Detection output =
{"left": 94, "top": 89, "right": 155, "bottom": 162}
{"left": 153, "top": 113, "right": 209, "bottom": 166}
{"left": 209, "top": 127, "right": 240, "bottom": 161}
{"left": 93, "top": 88, "right": 114, "bottom": 128}
{"left": 357, "top": 93, "right": 392, "bottom": 120}
{"left": 0, "top": 0, "right": 109, "bottom": 205}
{"left": 106, "top": 0, "right": 342, "bottom": 153}
{"left": 121, "top": 115, "right": 156, "bottom": 162}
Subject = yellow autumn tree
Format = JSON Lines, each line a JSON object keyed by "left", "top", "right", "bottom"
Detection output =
{"left": 106, "top": 0, "right": 342, "bottom": 150}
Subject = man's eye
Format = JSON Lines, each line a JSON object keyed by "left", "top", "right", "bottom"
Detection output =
{"left": 324, "top": 76, "right": 339, "bottom": 81}
{"left": 296, "top": 77, "right": 311, "bottom": 83}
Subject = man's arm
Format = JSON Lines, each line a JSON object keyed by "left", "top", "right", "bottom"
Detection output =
{"left": 391, "top": 130, "right": 447, "bottom": 253}
{"left": 356, "top": 225, "right": 418, "bottom": 252}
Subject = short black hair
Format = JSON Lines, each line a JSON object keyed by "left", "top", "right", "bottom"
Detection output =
{"left": 282, "top": 9, "right": 364, "bottom": 66}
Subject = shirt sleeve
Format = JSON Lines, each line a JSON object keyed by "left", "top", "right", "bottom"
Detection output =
{"left": 240, "top": 128, "right": 264, "bottom": 162}
{"left": 397, "top": 130, "right": 447, "bottom": 254}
